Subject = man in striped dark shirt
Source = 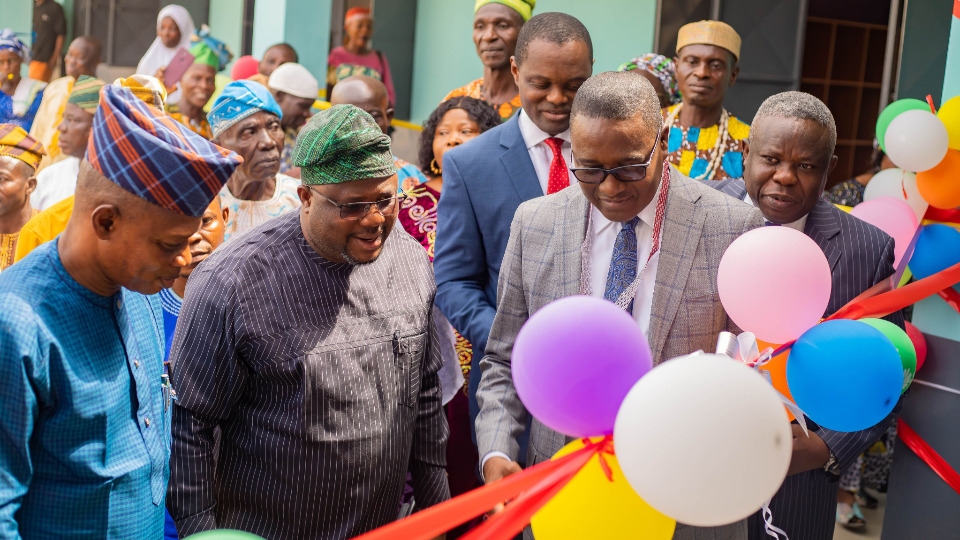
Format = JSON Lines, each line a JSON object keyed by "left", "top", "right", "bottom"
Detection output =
{"left": 167, "top": 104, "right": 450, "bottom": 539}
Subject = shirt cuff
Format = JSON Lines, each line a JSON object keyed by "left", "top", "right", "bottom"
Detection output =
{"left": 480, "top": 451, "right": 512, "bottom": 482}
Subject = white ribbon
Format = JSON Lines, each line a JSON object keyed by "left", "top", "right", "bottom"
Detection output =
{"left": 761, "top": 500, "right": 789, "bottom": 540}
{"left": 911, "top": 379, "right": 960, "bottom": 397}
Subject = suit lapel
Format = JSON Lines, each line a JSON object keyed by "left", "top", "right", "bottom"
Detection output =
{"left": 557, "top": 188, "right": 590, "bottom": 299}
{"left": 649, "top": 171, "right": 706, "bottom": 364}
{"left": 499, "top": 117, "right": 543, "bottom": 203}
{"left": 804, "top": 199, "right": 842, "bottom": 273}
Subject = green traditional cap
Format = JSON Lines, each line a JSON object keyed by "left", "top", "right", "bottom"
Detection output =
{"left": 190, "top": 41, "right": 219, "bottom": 69}
{"left": 67, "top": 75, "right": 106, "bottom": 113}
{"left": 292, "top": 104, "right": 396, "bottom": 185}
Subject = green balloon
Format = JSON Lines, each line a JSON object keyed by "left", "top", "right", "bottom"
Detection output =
{"left": 860, "top": 318, "right": 917, "bottom": 394}
{"left": 876, "top": 99, "right": 929, "bottom": 151}
{"left": 185, "top": 531, "right": 266, "bottom": 540}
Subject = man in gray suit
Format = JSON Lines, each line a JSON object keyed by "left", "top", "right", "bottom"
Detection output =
{"left": 708, "top": 91, "right": 903, "bottom": 540}
{"left": 475, "top": 71, "right": 763, "bottom": 539}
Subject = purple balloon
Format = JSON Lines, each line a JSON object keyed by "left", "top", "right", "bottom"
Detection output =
{"left": 512, "top": 296, "right": 653, "bottom": 438}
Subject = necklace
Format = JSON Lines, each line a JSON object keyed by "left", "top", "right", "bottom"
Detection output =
{"left": 664, "top": 103, "right": 730, "bottom": 181}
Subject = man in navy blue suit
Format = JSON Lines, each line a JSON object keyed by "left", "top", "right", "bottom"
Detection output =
{"left": 710, "top": 91, "right": 903, "bottom": 540}
{"left": 432, "top": 11, "right": 593, "bottom": 464}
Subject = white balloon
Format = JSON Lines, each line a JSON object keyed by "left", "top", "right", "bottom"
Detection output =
{"left": 884, "top": 110, "right": 950, "bottom": 172}
{"left": 614, "top": 353, "right": 792, "bottom": 527}
{"left": 863, "top": 168, "right": 929, "bottom": 221}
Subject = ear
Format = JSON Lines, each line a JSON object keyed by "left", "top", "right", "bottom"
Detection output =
{"left": 221, "top": 206, "right": 230, "bottom": 223}
{"left": 828, "top": 154, "right": 838, "bottom": 175}
{"left": 729, "top": 62, "right": 740, "bottom": 87}
{"left": 510, "top": 56, "right": 520, "bottom": 85}
{"left": 659, "top": 123, "right": 669, "bottom": 154}
{"left": 296, "top": 184, "right": 313, "bottom": 208}
{"left": 90, "top": 203, "right": 121, "bottom": 241}
{"left": 386, "top": 106, "right": 395, "bottom": 125}
{"left": 25, "top": 175, "right": 37, "bottom": 196}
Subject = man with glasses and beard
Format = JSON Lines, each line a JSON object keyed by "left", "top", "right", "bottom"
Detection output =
{"left": 167, "top": 104, "right": 449, "bottom": 540}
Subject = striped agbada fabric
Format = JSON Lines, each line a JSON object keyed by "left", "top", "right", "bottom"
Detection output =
{"left": 0, "top": 123, "right": 45, "bottom": 170}
{"left": 88, "top": 85, "right": 241, "bottom": 217}
{"left": 168, "top": 211, "right": 450, "bottom": 539}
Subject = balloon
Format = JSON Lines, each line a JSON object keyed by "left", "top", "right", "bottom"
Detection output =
{"left": 787, "top": 320, "right": 902, "bottom": 432}
{"left": 531, "top": 438, "right": 676, "bottom": 539}
{"left": 717, "top": 227, "right": 832, "bottom": 344}
{"left": 614, "top": 354, "right": 792, "bottom": 527}
{"left": 185, "top": 531, "right": 266, "bottom": 540}
{"left": 884, "top": 109, "right": 950, "bottom": 172}
{"left": 938, "top": 95, "right": 960, "bottom": 150}
{"left": 905, "top": 321, "right": 928, "bottom": 372}
{"left": 849, "top": 197, "right": 919, "bottom": 267}
{"left": 756, "top": 340, "right": 795, "bottom": 421}
{"left": 862, "top": 168, "right": 928, "bottom": 221}
{"left": 916, "top": 149, "right": 960, "bottom": 209}
{"left": 876, "top": 98, "right": 929, "bottom": 151}
{"left": 860, "top": 318, "right": 917, "bottom": 394}
{"left": 513, "top": 296, "right": 653, "bottom": 438}
{"left": 908, "top": 224, "right": 960, "bottom": 280}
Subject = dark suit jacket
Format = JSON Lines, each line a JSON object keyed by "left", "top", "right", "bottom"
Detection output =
{"left": 711, "top": 178, "right": 904, "bottom": 540}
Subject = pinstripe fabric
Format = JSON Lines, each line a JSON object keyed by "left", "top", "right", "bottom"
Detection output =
{"left": 709, "top": 178, "right": 904, "bottom": 540}
{"left": 474, "top": 168, "right": 763, "bottom": 539}
{"left": 0, "top": 240, "right": 169, "bottom": 539}
{"left": 167, "top": 211, "right": 450, "bottom": 539}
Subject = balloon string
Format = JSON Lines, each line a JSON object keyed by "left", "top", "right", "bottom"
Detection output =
{"left": 761, "top": 500, "right": 789, "bottom": 540}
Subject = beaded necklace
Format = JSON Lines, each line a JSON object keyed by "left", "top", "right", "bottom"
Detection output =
{"left": 664, "top": 103, "right": 731, "bottom": 181}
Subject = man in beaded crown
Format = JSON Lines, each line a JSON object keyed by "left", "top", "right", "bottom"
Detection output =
{"left": 663, "top": 20, "right": 750, "bottom": 181}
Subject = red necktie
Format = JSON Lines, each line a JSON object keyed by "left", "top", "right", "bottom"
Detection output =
{"left": 544, "top": 137, "right": 569, "bottom": 195}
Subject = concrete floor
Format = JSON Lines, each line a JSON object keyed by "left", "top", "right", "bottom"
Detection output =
{"left": 834, "top": 492, "right": 886, "bottom": 540}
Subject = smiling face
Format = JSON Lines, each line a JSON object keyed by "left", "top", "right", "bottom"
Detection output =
{"left": 572, "top": 114, "right": 665, "bottom": 223}
{"left": 215, "top": 110, "right": 284, "bottom": 181}
{"left": 180, "top": 63, "right": 217, "bottom": 110}
{"left": 743, "top": 116, "right": 837, "bottom": 224}
{"left": 57, "top": 103, "right": 94, "bottom": 159}
{"left": 298, "top": 175, "right": 399, "bottom": 265}
{"left": 675, "top": 44, "right": 738, "bottom": 110}
{"left": 158, "top": 16, "right": 182, "bottom": 49}
{"left": 473, "top": 4, "right": 523, "bottom": 70}
{"left": 512, "top": 39, "right": 592, "bottom": 136}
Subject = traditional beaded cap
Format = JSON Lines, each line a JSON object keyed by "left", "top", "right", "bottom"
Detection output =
{"left": 292, "top": 104, "right": 396, "bottom": 185}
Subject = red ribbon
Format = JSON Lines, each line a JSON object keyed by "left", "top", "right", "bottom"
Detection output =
{"left": 351, "top": 436, "right": 609, "bottom": 540}
{"left": 826, "top": 261, "right": 960, "bottom": 321}
{"left": 897, "top": 419, "right": 960, "bottom": 495}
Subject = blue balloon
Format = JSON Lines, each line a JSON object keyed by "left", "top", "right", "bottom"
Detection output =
{"left": 908, "top": 224, "right": 960, "bottom": 280}
{"left": 787, "top": 320, "right": 902, "bottom": 432}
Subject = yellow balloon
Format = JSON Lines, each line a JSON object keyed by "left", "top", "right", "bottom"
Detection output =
{"left": 531, "top": 438, "right": 676, "bottom": 539}
{"left": 938, "top": 96, "right": 960, "bottom": 150}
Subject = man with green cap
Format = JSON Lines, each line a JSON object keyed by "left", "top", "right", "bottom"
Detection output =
{"left": 165, "top": 42, "right": 218, "bottom": 138}
{"left": 167, "top": 104, "right": 450, "bottom": 539}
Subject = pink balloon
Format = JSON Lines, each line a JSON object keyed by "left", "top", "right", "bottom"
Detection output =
{"left": 849, "top": 197, "right": 919, "bottom": 267}
{"left": 512, "top": 296, "right": 653, "bottom": 438}
{"left": 718, "top": 227, "right": 832, "bottom": 344}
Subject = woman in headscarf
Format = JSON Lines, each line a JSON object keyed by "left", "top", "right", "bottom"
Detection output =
{"left": 326, "top": 8, "right": 395, "bottom": 106}
{"left": 0, "top": 30, "right": 47, "bottom": 132}
{"left": 617, "top": 53, "right": 682, "bottom": 109}
{"left": 136, "top": 4, "right": 196, "bottom": 83}
{"left": 164, "top": 42, "right": 218, "bottom": 139}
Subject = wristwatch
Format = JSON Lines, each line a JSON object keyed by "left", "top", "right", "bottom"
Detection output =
{"left": 823, "top": 453, "right": 840, "bottom": 475}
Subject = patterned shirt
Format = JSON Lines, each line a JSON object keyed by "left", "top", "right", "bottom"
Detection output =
{"left": 443, "top": 78, "right": 521, "bottom": 122}
{"left": 279, "top": 126, "right": 297, "bottom": 174}
{"left": 396, "top": 156, "right": 428, "bottom": 193}
{"left": 220, "top": 173, "right": 301, "bottom": 241}
{"left": 0, "top": 240, "right": 170, "bottom": 539}
{"left": 824, "top": 179, "right": 866, "bottom": 207}
{"left": 663, "top": 103, "right": 750, "bottom": 181}
{"left": 164, "top": 102, "right": 213, "bottom": 140}
{"left": 167, "top": 211, "right": 449, "bottom": 538}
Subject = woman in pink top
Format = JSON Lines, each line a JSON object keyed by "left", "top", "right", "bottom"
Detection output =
{"left": 326, "top": 8, "right": 395, "bottom": 105}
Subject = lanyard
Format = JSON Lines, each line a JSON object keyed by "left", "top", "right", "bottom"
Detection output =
{"left": 579, "top": 160, "right": 671, "bottom": 311}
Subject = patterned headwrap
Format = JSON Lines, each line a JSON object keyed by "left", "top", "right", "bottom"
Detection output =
{"left": 67, "top": 75, "right": 107, "bottom": 113}
{"left": 113, "top": 75, "right": 167, "bottom": 110}
{"left": 345, "top": 7, "right": 371, "bottom": 23}
{"left": 618, "top": 54, "right": 682, "bottom": 106}
{"left": 677, "top": 20, "right": 742, "bottom": 61}
{"left": 0, "top": 124, "right": 45, "bottom": 171}
{"left": 292, "top": 104, "right": 395, "bottom": 185}
{"left": 189, "top": 42, "right": 220, "bottom": 69}
{"left": 208, "top": 80, "right": 283, "bottom": 139}
{"left": 87, "top": 85, "right": 242, "bottom": 217}
{"left": 0, "top": 29, "right": 29, "bottom": 62}
{"left": 474, "top": 0, "right": 536, "bottom": 21}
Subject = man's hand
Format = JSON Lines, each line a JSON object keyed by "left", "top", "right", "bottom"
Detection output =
{"left": 787, "top": 424, "right": 831, "bottom": 476}
{"left": 483, "top": 456, "right": 522, "bottom": 515}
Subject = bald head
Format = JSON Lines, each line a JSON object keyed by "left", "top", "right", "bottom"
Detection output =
{"left": 65, "top": 36, "right": 102, "bottom": 79}
{"left": 329, "top": 75, "right": 392, "bottom": 133}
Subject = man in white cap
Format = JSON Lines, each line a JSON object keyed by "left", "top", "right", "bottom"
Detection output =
{"left": 267, "top": 62, "right": 320, "bottom": 176}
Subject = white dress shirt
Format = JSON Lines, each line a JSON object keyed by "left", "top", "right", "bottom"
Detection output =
{"left": 517, "top": 109, "right": 575, "bottom": 193}
{"left": 31, "top": 156, "right": 79, "bottom": 211}
{"left": 744, "top": 193, "right": 809, "bottom": 231}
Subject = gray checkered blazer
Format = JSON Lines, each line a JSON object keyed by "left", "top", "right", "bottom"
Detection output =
{"left": 475, "top": 168, "right": 763, "bottom": 540}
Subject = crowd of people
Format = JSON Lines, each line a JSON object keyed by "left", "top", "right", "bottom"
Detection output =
{"left": 0, "top": 1, "right": 907, "bottom": 539}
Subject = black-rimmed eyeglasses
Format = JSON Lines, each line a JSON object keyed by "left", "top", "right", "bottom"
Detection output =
{"left": 307, "top": 186, "right": 406, "bottom": 221}
{"left": 569, "top": 128, "right": 662, "bottom": 184}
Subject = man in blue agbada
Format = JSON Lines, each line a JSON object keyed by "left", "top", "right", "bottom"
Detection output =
{"left": 0, "top": 84, "right": 240, "bottom": 539}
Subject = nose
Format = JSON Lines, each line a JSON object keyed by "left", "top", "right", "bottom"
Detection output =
{"left": 448, "top": 132, "right": 463, "bottom": 146}
{"left": 359, "top": 206, "right": 387, "bottom": 226}
{"left": 694, "top": 61, "right": 711, "bottom": 79}
{"left": 481, "top": 24, "right": 497, "bottom": 42}
{"left": 257, "top": 127, "right": 277, "bottom": 149}
{"left": 173, "top": 245, "right": 192, "bottom": 268}
{"left": 597, "top": 173, "right": 626, "bottom": 197}
{"left": 545, "top": 85, "right": 566, "bottom": 106}
{"left": 772, "top": 163, "right": 799, "bottom": 186}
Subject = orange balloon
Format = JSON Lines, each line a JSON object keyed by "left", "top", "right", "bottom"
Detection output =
{"left": 917, "top": 149, "right": 960, "bottom": 209}
{"left": 756, "top": 340, "right": 796, "bottom": 421}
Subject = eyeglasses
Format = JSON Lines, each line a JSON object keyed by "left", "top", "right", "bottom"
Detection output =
{"left": 308, "top": 186, "right": 406, "bottom": 221}
{"left": 569, "top": 128, "right": 662, "bottom": 184}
